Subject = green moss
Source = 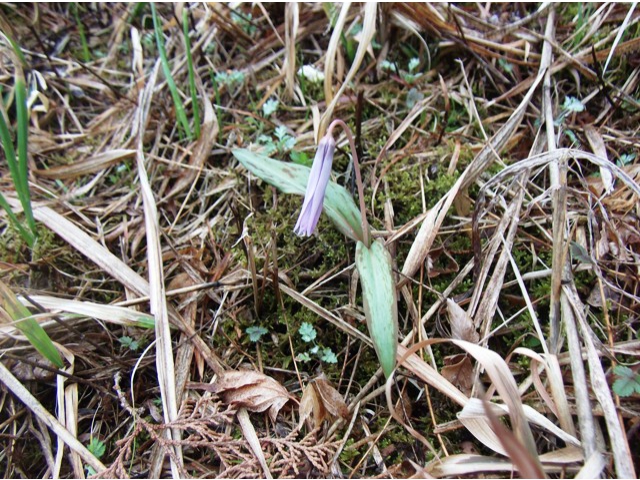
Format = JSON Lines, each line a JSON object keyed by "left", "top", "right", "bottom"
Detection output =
{"left": 339, "top": 438, "right": 360, "bottom": 463}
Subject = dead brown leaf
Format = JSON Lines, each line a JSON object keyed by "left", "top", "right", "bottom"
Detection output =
{"left": 441, "top": 354, "right": 474, "bottom": 396}
{"left": 312, "top": 373, "right": 349, "bottom": 419}
{"left": 298, "top": 382, "right": 326, "bottom": 431}
{"left": 298, "top": 373, "right": 349, "bottom": 431}
{"left": 190, "top": 370, "right": 294, "bottom": 422}
{"left": 446, "top": 299, "right": 479, "bottom": 343}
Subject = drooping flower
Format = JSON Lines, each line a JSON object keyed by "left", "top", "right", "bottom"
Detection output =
{"left": 294, "top": 134, "right": 336, "bottom": 236}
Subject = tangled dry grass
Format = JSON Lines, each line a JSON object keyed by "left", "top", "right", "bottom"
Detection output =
{"left": 1, "top": 3, "right": 640, "bottom": 478}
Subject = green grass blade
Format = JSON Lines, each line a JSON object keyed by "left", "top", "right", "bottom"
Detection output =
{"left": 0, "top": 191, "right": 34, "bottom": 247}
{"left": 183, "top": 8, "right": 200, "bottom": 139}
{"left": 1, "top": 31, "right": 27, "bottom": 67}
{"left": 0, "top": 281, "right": 64, "bottom": 368}
{"left": 127, "top": 2, "right": 147, "bottom": 23}
{"left": 0, "top": 85, "right": 35, "bottom": 246}
{"left": 151, "top": 3, "right": 192, "bottom": 140}
{"left": 72, "top": 3, "right": 91, "bottom": 63}
{"left": 0, "top": 88, "right": 19, "bottom": 185}
{"left": 14, "top": 74, "right": 37, "bottom": 236}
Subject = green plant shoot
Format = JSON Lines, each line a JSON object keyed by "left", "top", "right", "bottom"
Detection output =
{"left": 151, "top": 3, "right": 192, "bottom": 140}
{"left": 182, "top": 8, "right": 200, "bottom": 139}
{"left": 0, "top": 281, "right": 63, "bottom": 368}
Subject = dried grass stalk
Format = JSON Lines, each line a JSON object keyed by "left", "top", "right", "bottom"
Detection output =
{"left": 133, "top": 60, "right": 183, "bottom": 478}
{"left": 0, "top": 360, "right": 106, "bottom": 474}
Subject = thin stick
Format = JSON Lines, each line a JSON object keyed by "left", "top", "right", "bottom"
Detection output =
{"left": 327, "top": 119, "right": 370, "bottom": 247}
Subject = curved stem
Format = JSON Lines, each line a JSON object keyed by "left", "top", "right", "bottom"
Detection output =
{"left": 327, "top": 119, "right": 370, "bottom": 247}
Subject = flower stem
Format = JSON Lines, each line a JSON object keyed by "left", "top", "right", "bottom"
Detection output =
{"left": 327, "top": 119, "right": 370, "bottom": 247}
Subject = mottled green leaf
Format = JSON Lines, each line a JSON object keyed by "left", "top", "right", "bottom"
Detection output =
{"left": 233, "top": 148, "right": 364, "bottom": 242}
{"left": 355, "top": 240, "right": 398, "bottom": 378}
{"left": 0, "top": 281, "right": 64, "bottom": 368}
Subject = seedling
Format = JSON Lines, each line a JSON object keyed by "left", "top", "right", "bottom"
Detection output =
{"left": 262, "top": 98, "right": 279, "bottom": 117}
{"left": 257, "top": 125, "right": 296, "bottom": 156}
{"left": 246, "top": 326, "right": 269, "bottom": 342}
{"left": 296, "top": 322, "right": 338, "bottom": 364}
{"left": 119, "top": 335, "right": 141, "bottom": 352}
{"left": 214, "top": 70, "right": 245, "bottom": 91}
{"left": 230, "top": 10, "right": 257, "bottom": 36}
{"left": 555, "top": 95, "right": 585, "bottom": 126}
{"left": 617, "top": 153, "right": 636, "bottom": 167}
{"left": 612, "top": 365, "right": 640, "bottom": 397}
{"left": 85, "top": 436, "right": 106, "bottom": 476}
{"left": 151, "top": 4, "right": 192, "bottom": 140}
{"left": 381, "top": 57, "right": 422, "bottom": 83}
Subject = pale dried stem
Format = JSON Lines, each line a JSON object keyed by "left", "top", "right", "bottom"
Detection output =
{"left": 0, "top": 361, "right": 106, "bottom": 474}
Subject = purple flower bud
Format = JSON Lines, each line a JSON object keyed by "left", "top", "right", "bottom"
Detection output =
{"left": 294, "top": 134, "right": 336, "bottom": 236}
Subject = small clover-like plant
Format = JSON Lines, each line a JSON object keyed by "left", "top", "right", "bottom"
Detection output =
{"left": 257, "top": 125, "right": 297, "bottom": 156}
{"left": 262, "top": 98, "right": 279, "bottom": 117}
{"left": 119, "top": 335, "right": 140, "bottom": 352}
{"left": 274, "top": 125, "right": 296, "bottom": 151}
{"left": 214, "top": 70, "right": 245, "bottom": 90}
{"left": 290, "top": 150, "right": 311, "bottom": 166}
{"left": 246, "top": 326, "right": 269, "bottom": 343}
{"left": 87, "top": 437, "right": 106, "bottom": 458}
{"left": 612, "top": 365, "right": 640, "bottom": 397}
{"left": 319, "top": 347, "right": 338, "bottom": 364}
{"left": 381, "top": 57, "right": 422, "bottom": 84}
{"left": 299, "top": 322, "right": 317, "bottom": 342}
{"left": 85, "top": 437, "right": 106, "bottom": 476}
{"left": 296, "top": 322, "right": 338, "bottom": 364}
{"left": 403, "top": 57, "right": 421, "bottom": 83}
{"left": 555, "top": 95, "right": 585, "bottom": 126}
{"left": 380, "top": 60, "right": 398, "bottom": 72}
{"left": 563, "top": 96, "right": 585, "bottom": 113}
{"left": 230, "top": 10, "right": 257, "bottom": 36}
{"left": 406, "top": 88, "right": 424, "bottom": 109}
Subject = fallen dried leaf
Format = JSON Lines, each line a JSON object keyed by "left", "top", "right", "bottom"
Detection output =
{"left": 191, "top": 370, "right": 294, "bottom": 422}
{"left": 441, "top": 354, "right": 474, "bottom": 396}
{"left": 446, "top": 299, "right": 479, "bottom": 343}
{"left": 298, "top": 382, "right": 326, "bottom": 430}
{"left": 298, "top": 373, "right": 349, "bottom": 430}
{"left": 584, "top": 124, "right": 613, "bottom": 194}
{"left": 312, "top": 373, "right": 349, "bottom": 419}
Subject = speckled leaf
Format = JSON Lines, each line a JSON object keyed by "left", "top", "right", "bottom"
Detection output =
{"left": 233, "top": 148, "right": 364, "bottom": 242}
{"left": 355, "top": 239, "right": 398, "bottom": 378}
